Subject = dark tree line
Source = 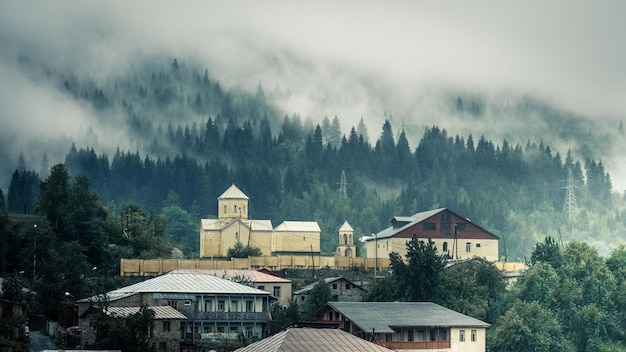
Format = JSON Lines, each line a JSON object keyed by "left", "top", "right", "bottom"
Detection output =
{"left": 4, "top": 56, "right": 621, "bottom": 260}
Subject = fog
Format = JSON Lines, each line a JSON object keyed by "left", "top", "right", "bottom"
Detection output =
{"left": 1, "top": 0, "right": 625, "bottom": 190}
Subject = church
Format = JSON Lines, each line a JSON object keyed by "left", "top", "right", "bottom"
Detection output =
{"left": 199, "top": 184, "right": 323, "bottom": 258}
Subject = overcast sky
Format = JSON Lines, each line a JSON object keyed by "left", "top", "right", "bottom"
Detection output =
{"left": 1, "top": 0, "right": 626, "bottom": 189}
{"left": 1, "top": 0, "right": 625, "bottom": 117}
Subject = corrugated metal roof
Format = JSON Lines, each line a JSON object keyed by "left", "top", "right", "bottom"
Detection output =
{"left": 82, "top": 271, "right": 270, "bottom": 303}
{"left": 294, "top": 277, "right": 362, "bottom": 295}
{"left": 338, "top": 221, "right": 353, "bottom": 232}
{"left": 324, "top": 302, "right": 490, "bottom": 333}
{"left": 173, "top": 269, "right": 291, "bottom": 283}
{"left": 234, "top": 328, "right": 395, "bottom": 352}
{"left": 274, "top": 221, "right": 321, "bottom": 232}
{"left": 218, "top": 184, "right": 249, "bottom": 200}
{"left": 106, "top": 305, "right": 187, "bottom": 320}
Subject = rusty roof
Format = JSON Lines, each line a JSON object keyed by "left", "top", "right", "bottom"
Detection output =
{"left": 234, "top": 328, "right": 395, "bottom": 352}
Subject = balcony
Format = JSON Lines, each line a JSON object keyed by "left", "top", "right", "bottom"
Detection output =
{"left": 190, "top": 311, "right": 270, "bottom": 322}
{"left": 376, "top": 340, "right": 451, "bottom": 350}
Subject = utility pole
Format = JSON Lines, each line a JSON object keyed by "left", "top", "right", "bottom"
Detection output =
{"left": 374, "top": 233, "right": 378, "bottom": 276}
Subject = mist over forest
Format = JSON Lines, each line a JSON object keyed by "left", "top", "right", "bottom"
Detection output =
{"left": 1, "top": 51, "right": 626, "bottom": 261}
{"left": 2, "top": 1, "right": 626, "bottom": 261}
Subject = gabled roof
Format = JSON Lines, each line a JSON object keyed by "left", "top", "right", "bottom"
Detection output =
{"left": 218, "top": 184, "right": 249, "bottom": 200}
{"left": 234, "top": 328, "right": 395, "bottom": 352}
{"left": 173, "top": 269, "right": 291, "bottom": 284}
{"left": 77, "top": 270, "right": 269, "bottom": 303}
{"left": 294, "top": 277, "right": 364, "bottom": 295}
{"left": 319, "top": 302, "right": 490, "bottom": 333}
{"left": 201, "top": 218, "right": 273, "bottom": 231}
{"left": 339, "top": 220, "right": 353, "bottom": 232}
{"left": 274, "top": 221, "right": 321, "bottom": 232}
{"left": 363, "top": 208, "right": 498, "bottom": 241}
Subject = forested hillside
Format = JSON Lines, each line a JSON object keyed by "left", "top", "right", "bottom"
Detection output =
{"left": 3, "top": 57, "right": 626, "bottom": 259}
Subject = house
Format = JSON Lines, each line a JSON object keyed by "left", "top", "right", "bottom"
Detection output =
{"left": 0, "top": 299, "right": 28, "bottom": 342}
{"left": 200, "top": 184, "right": 321, "bottom": 258}
{"left": 176, "top": 269, "right": 293, "bottom": 307}
{"left": 79, "top": 305, "right": 186, "bottom": 352}
{"left": 361, "top": 208, "right": 499, "bottom": 262}
{"left": 314, "top": 301, "right": 490, "bottom": 352}
{"left": 294, "top": 277, "right": 365, "bottom": 313}
{"left": 234, "top": 327, "right": 395, "bottom": 352}
{"left": 76, "top": 270, "right": 274, "bottom": 350}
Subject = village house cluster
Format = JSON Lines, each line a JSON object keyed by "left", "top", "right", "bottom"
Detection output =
{"left": 72, "top": 184, "right": 505, "bottom": 351}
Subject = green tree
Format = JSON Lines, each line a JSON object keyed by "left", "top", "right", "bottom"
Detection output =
{"left": 606, "top": 244, "right": 626, "bottom": 284}
{"left": 391, "top": 236, "right": 445, "bottom": 301}
{"left": 161, "top": 205, "right": 198, "bottom": 255}
{"left": 489, "top": 300, "right": 571, "bottom": 352}
{"left": 269, "top": 300, "right": 300, "bottom": 333}
{"left": 517, "top": 262, "right": 560, "bottom": 308}
{"left": 37, "top": 164, "right": 71, "bottom": 235}
{"left": 439, "top": 258, "right": 506, "bottom": 322}
{"left": 531, "top": 236, "right": 562, "bottom": 268}
{"left": 227, "top": 241, "right": 262, "bottom": 258}
{"left": 363, "top": 276, "right": 396, "bottom": 302}
{"left": 91, "top": 304, "right": 157, "bottom": 352}
{"left": 116, "top": 203, "right": 169, "bottom": 259}
{"left": 303, "top": 279, "right": 332, "bottom": 320}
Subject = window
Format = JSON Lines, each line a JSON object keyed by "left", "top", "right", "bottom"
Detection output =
{"left": 203, "top": 325, "right": 212, "bottom": 333}
{"left": 460, "top": 330, "right": 465, "bottom": 342}
{"left": 301, "top": 296, "right": 305, "bottom": 301}
{"left": 223, "top": 205, "right": 227, "bottom": 214}
{"left": 218, "top": 300, "right": 225, "bottom": 311}
{"left": 234, "top": 205, "right": 239, "bottom": 213}
{"left": 246, "top": 300, "right": 254, "bottom": 312}
{"left": 167, "top": 300, "right": 177, "bottom": 309}
{"left": 417, "top": 330, "right": 425, "bottom": 341}
{"left": 440, "top": 212, "right": 451, "bottom": 235}
{"left": 423, "top": 222, "right": 436, "bottom": 231}
{"left": 471, "top": 329, "right": 477, "bottom": 342}
{"left": 235, "top": 232, "right": 239, "bottom": 241}
{"left": 440, "top": 329, "right": 448, "bottom": 341}
{"left": 476, "top": 243, "right": 481, "bottom": 248}
{"left": 230, "top": 300, "right": 238, "bottom": 312}
{"left": 273, "top": 286, "right": 281, "bottom": 297}
{"left": 443, "top": 241, "right": 448, "bottom": 252}
{"left": 456, "top": 222, "right": 468, "bottom": 231}
{"left": 407, "top": 330, "right": 414, "bottom": 342}
{"left": 430, "top": 329, "right": 437, "bottom": 341}
{"left": 163, "top": 321, "right": 171, "bottom": 332}
{"left": 346, "top": 284, "right": 351, "bottom": 289}
{"left": 466, "top": 242, "right": 471, "bottom": 252}
{"left": 183, "top": 300, "right": 191, "bottom": 306}
{"left": 205, "top": 300, "right": 213, "bottom": 312}
{"left": 258, "top": 285, "right": 265, "bottom": 291}
{"left": 332, "top": 283, "right": 337, "bottom": 289}
{"left": 217, "top": 327, "right": 224, "bottom": 333}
